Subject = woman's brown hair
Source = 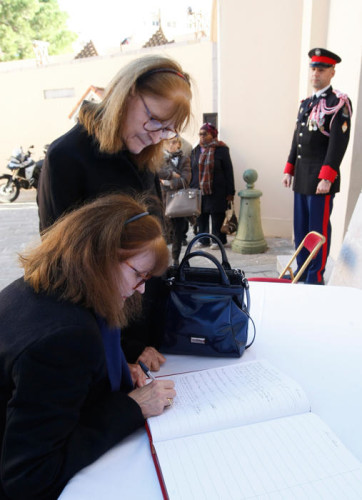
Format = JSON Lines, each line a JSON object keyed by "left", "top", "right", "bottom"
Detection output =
{"left": 19, "top": 194, "right": 169, "bottom": 327}
{"left": 78, "top": 54, "right": 192, "bottom": 171}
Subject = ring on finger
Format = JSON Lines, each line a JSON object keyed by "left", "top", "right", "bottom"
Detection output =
{"left": 166, "top": 398, "right": 173, "bottom": 407}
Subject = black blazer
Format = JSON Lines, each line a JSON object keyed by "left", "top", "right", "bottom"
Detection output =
{"left": 287, "top": 86, "right": 352, "bottom": 195}
{"left": 37, "top": 123, "right": 163, "bottom": 231}
{"left": 0, "top": 278, "right": 144, "bottom": 499}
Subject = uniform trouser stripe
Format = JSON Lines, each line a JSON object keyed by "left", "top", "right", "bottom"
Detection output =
{"left": 294, "top": 192, "right": 334, "bottom": 283}
{"left": 317, "top": 195, "right": 332, "bottom": 282}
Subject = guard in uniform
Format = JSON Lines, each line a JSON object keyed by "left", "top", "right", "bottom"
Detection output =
{"left": 282, "top": 48, "right": 352, "bottom": 284}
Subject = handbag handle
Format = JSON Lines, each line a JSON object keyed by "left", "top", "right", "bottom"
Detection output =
{"left": 184, "top": 233, "right": 231, "bottom": 270}
{"left": 227, "top": 201, "right": 235, "bottom": 211}
{"left": 177, "top": 250, "right": 256, "bottom": 350}
{"left": 178, "top": 251, "right": 231, "bottom": 285}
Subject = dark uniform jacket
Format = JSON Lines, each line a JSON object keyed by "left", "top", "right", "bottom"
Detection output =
{"left": 0, "top": 278, "right": 144, "bottom": 499}
{"left": 190, "top": 144, "right": 235, "bottom": 213}
{"left": 37, "top": 123, "right": 163, "bottom": 231}
{"left": 285, "top": 86, "right": 352, "bottom": 195}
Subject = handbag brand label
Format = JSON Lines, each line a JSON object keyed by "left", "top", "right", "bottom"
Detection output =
{"left": 190, "top": 337, "right": 206, "bottom": 344}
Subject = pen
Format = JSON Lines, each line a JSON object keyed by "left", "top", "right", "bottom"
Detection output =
{"left": 138, "top": 360, "right": 156, "bottom": 381}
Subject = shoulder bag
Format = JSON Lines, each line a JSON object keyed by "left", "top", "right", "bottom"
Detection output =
{"left": 159, "top": 234, "right": 256, "bottom": 357}
{"left": 164, "top": 179, "right": 201, "bottom": 218}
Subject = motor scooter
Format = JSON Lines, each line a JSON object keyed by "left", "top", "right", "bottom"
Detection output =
{"left": 0, "top": 145, "right": 46, "bottom": 202}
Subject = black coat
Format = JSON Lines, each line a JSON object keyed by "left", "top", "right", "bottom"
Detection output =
{"left": 190, "top": 144, "right": 235, "bottom": 213}
{"left": 37, "top": 123, "right": 163, "bottom": 231}
{"left": 0, "top": 278, "right": 144, "bottom": 499}
{"left": 287, "top": 86, "right": 352, "bottom": 195}
{"left": 37, "top": 123, "right": 164, "bottom": 362}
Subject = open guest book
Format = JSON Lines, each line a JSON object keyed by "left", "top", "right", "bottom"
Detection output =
{"left": 146, "top": 360, "right": 362, "bottom": 500}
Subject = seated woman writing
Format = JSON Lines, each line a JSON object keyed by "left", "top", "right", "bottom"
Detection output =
{"left": 0, "top": 193, "right": 175, "bottom": 499}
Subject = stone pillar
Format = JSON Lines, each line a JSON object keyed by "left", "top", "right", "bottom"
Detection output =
{"left": 232, "top": 169, "right": 267, "bottom": 254}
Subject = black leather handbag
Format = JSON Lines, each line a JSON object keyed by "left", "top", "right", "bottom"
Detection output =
{"left": 160, "top": 234, "right": 256, "bottom": 357}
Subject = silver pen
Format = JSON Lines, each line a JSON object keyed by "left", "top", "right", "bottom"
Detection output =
{"left": 138, "top": 360, "right": 156, "bottom": 380}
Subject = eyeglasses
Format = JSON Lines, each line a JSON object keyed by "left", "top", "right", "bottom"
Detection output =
{"left": 125, "top": 261, "right": 152, "bottom": 290}
{"left": 139, "top": 94, "right": 178, "bottom": 140}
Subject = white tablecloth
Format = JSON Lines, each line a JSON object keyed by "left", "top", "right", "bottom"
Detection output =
{"left": 60, "top": 282, "right": 362, "bottom": 499}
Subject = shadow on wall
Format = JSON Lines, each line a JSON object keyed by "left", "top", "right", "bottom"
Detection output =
{"left": 328, "top": 192, "right": 362, "bottom": 289}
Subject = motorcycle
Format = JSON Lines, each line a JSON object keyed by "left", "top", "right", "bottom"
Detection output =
{"left": 0, "top": 145, "right": 47, "bottom": 202}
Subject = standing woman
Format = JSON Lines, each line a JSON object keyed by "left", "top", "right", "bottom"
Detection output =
{"left": 0, "top": 194, "right": 176, "bottom": 499}
{"left": 190, "top": 123, "right": 235, "bottom": 249}
{"left": 159, "top": 136, "right": 191, "bottom": 266}
{"left": 37, "top": 55, "right": 192, "bottom": 368}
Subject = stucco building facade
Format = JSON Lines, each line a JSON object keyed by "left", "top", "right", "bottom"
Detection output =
{"left": 1, "top": 0, "right": 361, "bottom": 261}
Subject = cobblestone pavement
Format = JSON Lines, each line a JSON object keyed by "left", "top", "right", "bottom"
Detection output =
{"left": 178, "top": 232, "right": 295, "bottom": 279}
{"left": 0, "top": 191, "right": 40, "bottom": 290}
{"left": 0, "top": 190, "right": 294, "bottom": 291}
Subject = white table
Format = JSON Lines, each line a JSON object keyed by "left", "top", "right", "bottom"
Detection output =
{"left": 60, "top": 282, "right": 362, "bottom": 499}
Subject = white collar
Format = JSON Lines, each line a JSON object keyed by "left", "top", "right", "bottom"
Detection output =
{"left": 314, "top": 85, "right": 331, "bottom": 98}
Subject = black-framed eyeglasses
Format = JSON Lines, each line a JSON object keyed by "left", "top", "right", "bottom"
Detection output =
{"left": 125, "top": 261, "right": 152, "bottom": 290}
{"left": 139, "top": 94, "right": 178, "bottom": 140}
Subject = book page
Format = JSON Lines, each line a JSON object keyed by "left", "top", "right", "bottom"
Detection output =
{"left": 148, "top": 360, "right": 310, "bottom": 442}
{"left": 154, "top": 413, "right": 362, "bottom": 500}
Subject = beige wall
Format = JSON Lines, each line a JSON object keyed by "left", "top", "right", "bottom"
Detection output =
{"left": 218, "top": 0, "right": 362, "bottom": 259}
{"left": 218, "top": 0, "right": 304, "bottom": 237}
{"left": 1, "top": 0, "right": 361, "bottom": 258}
{"left": 0, "top": 41, "right": 215, "bottom": 170}
{"left": 326, "top": 0, "right": 362, "bottom": 257}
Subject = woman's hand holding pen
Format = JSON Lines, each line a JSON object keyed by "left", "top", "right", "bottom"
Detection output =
{"left": 128, "top": 379, "right": 176, "bottom": 418}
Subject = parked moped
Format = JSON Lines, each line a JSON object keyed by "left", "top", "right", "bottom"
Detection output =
{"left": 0, "top": 145, "right": 46, "bottom": 202}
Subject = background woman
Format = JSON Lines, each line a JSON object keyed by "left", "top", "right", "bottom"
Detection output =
{"left": 190, "top": 123, "right": 235, "bottom": 249}
{"left": 37, "top": 54, "right": 192, "bottom": 369}
{"left": 159, "top": 136, "right": 191, "bottom": 266}
{"left": 0, "top": 194, "right": 175, "bottom": 499}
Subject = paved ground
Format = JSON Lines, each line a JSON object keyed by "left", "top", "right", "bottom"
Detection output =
{"left": 0, "top": 189, "right": 295, "bottom": 291}
{"left": 0, "top": 190, "right": 40, "bottom": 290}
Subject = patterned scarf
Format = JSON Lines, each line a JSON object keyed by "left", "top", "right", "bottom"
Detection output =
{"left": 169, "top": 150, "right": 182, "bottom": 168}
{"left": 198, "top": 140, "right": 225, "bottom": 195}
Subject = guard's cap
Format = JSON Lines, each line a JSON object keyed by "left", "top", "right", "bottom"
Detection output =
{"left": 308, "top": 48, "right": 341, "bottom": 67}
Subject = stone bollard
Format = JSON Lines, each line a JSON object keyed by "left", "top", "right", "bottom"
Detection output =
{"left": 231, "top": 169, "right": 267, "bottom": 254}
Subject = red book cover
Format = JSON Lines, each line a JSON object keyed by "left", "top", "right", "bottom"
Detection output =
{"left": 145, "top": 421, "right": 169, "bottom": 500}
